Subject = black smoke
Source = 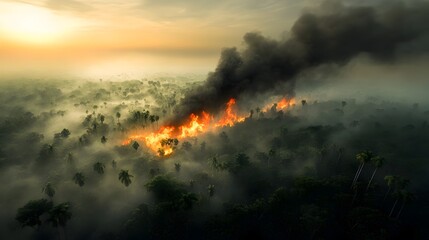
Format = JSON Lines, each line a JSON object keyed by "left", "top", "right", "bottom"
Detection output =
{"left": 172, "top": 1, "right": 429, "bottom": 123}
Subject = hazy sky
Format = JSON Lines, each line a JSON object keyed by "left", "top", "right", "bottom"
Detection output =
{"left": 0, "top": 0, "right": 319, "bottom": 78}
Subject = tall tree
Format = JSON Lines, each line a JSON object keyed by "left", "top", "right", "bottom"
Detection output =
{"left": 119, "top": 170, "right": 133, "bottom": 187}
{"left": 16, "top": 199, "right": 53, "bottom": 228}
{"left": 47, "top": 202, "right": 72, "bottom": 240}
{"left": 101, "top": 136, "right": 107, "bottom": 144}
{"left": 208, "top": 184, "right": 215, "bottom": 197}
{"left": 396, "top": 190, "right": 415, "bottom": 219}
{"left": 383, "top": 175, "right": 398, "bottom": 201}
{"left": 352, "top": 151, "right": 373, "bottom": 188}
{"left": 116, "top": 112, "right": 121, "bottom": 124}
{"left": 42, "top": 182, "right": 55, "bottom": 200}
{"left": 93, "top": 162, "right": 105, "bottom": 174}
{"left": 73, "top": 172, "right": 85, "bottom": 187}
{"left": 366, "top": 156, "right": 384, "bottom": 191}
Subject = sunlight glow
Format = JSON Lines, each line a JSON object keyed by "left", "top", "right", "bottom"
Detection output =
{"left": 0, "top": 3, "right": 81, "bottom": 44}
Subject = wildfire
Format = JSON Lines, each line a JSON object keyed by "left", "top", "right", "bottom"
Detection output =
{"left": 263, "top": 97, "right": 295, "bottom": 112}
{"left": 276, "top": 97, "right": 296, "bottom": 110}
{"left": 179, "top": 111, "right": 212, "bottom": 138}
{"left": 122, "top": 97, "right": 294, "bottom": 156}
{"left": 215, "top": 98, "right": 245, "bottom": 127}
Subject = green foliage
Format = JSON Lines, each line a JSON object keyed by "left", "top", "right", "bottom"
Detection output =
{"left": 73, "top": 172, "right": 85, "bottom": 187}
{"left": 225, "top": 153, "right": 250, "bottom": 173}
{"left": 119, "top": 170, "right": 133, "bottom": 187}
{"left": 47, "top": 202, "right": 72, "bottom": 227}
{"left": 174, "top": 163, "right": 181, "bottom": 172}
{"left": 60, "top": 128, "right": 71, "bottom": 138}
{"left": 42, "top": 182, "right": 55, "bottom": 198}
{"left": 132, "top": 141, "right": 140, "bottom": 150}
{"left": 145, "top": 175, "right": 184, "bottom": 202}
{"left": 208, "top": 184, "right": 215, "bottom": 197}
{"left": 16, "top": 199, "right": 53, "bottom": 228}
{"left": 93, "top": 162, "right": 105, "bottom": 174}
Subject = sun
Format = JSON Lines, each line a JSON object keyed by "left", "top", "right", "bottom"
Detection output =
{"left": 0, "top": 3, "right": 78, "bottom": 44}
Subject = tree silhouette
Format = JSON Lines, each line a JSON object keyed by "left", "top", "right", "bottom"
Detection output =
{"left": 179, "top": 192, "right": 198, "bottom": 210}
{"left": 119, "top": 170, "right": 133, "bottom": 187}
{"left": 116, "top": 112, "right": 121, "bottom": 124}
{"left": 93, "top": 162, "right": 105, "bottom": 174}
{"left": 101, "top": 136, "right": 107, "bottom": 144}
{"left": 174, "top": 163, "right": 181, "bottom": 172}
{"left": 16, "top": 199, "right": 53, "bottom": 228}
{"left": 208, "top": 184, "right": 215, "bottom": 197}
{"left": 60, "top": 129, "right": 71, "bottom": 138}
{"left": 73, "top": 172, "right": 85, "bottom": 187}
{"left": 352, "top": 151, "right": 373, "bottom": 188}
{"left": 383, "top": 175, "right": 398, "bottom": 201}
{"left": 132, "top": 141, "right": 140, "bottom": 150}
{"left": 42, "top": 182, "right": 55, "bottom": 199}
{"left": 47, "top": 202, "right": 72, "bottom": 240}
{"left": 396, "top": 190, "right": 415, "bottom": 219}
{"left": 366, "top": 156, "right": 384, "bottom": 191}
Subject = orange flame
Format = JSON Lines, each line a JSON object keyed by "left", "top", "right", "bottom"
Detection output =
{"left": 263, "top": 97, "right": 295, "bottom": 112}
{"left": 179, "top": 111, "right": 212, "bottom": 138}
{"left": 215, "top": 98, "right": 245, "bottom": 127}
{"left": 276, "top": 97, "right": 296, "bottom": 110}
{"left": 122, "top": 97, "right": 294, "bottom": 156}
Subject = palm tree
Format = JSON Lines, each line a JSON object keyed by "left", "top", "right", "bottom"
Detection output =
{"left": 149, "top": 115, "right": 156, "bottom": 125}
{"left": 116, "top": 112, "right": 121, "bottom": 124}
{"left": 396, "top": 190, "right": 415, "bottom": 219}
{"left": 47, "top": 202, "right": 72, "bottom": 240}
{"left": 93, "top": 162, "right": 105, "bottom": 174}
{"left": 66, "top": 152, "right": 73, "bottom": 164}
{"left": 352, "top": 151, "right": 373, "bottom": 188}
{"left": 111, "top": 160, "right": 117, "bottom": 169}
{"left": 42, "top": 182, "right": 55, "bottom": 199}
{"left": 388, "top": 178, "right": 410, "bottom": 217}
{"left": 268, "top": 149, "right": 276, "bottom": 167}
{"left": 384, "top": 175, "right": 398, "bottom": 200}
{"left": 16, "top": 199, "right": 53, "bottom": 228}
{"left": 101, "top": 136, "right": 107, "bottom": 144}
{"left": 389, "top": 190, "right": 402, "bottom": 217}
{"left": 73, "top": 172, "right": 85, "bottom": 187}
{"left": 366, "top": 156, "right": 384, "bottom": 191}
{"left": 208, "top": 184, "right": 215, "bottom": 197}
{"left": 155, "top": 115, "right": 160, "bottom": 127}
{"left": 132, "top": 141, "right": 140, "bottom": 150}
{"left": 119, "top": 170, "right": 133, "bottom": 187}
{"left": 180, "top": 193, "right": 198, "bottom": 210}
{"left": 174, "top": 163, "right": 181, "bottom": 172}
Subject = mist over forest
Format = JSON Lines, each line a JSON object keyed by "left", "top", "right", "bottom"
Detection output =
{"left": 2, "top": 0, "right": 429, "bottom": 240}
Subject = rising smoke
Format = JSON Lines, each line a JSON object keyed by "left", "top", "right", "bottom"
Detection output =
{"left": 172, "top": 1, "right": 429, "bottom": 124}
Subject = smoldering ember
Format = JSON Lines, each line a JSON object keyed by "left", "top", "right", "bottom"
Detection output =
{"left": 1, "top": 1, "right": 429, "bottom": 240}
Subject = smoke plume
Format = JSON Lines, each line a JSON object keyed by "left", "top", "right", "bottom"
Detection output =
{"left": 172, "top": 1, "right": 429, "bottom": 123}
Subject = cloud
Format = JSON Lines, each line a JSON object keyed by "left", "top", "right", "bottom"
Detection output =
{"left": 44, "top": 0, "right": 93, "bottom": 12}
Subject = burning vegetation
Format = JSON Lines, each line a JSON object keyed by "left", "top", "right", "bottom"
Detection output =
{"left": 123, "top": 97, "right": 295, "bottom": 156}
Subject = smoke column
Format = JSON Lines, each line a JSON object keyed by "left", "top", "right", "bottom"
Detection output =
{"left": 172, "top": 1, "right": 429, "bottom": 124}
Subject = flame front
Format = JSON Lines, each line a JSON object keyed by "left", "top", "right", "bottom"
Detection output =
{"left": 122, "top": 97, "right": 293, "bottom": 156}
{"left": 215, "top": 98, "right": 245, "bottom": 127}
{"left": 276, "top": 97, "right": 296, "bottom": 110}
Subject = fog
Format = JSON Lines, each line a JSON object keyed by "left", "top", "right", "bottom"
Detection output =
{"left": 2, "top": 1, "right": 429, "bottom": 239}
